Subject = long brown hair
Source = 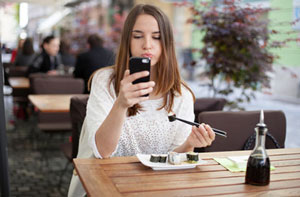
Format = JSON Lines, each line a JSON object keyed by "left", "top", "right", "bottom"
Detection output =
{"left": 112, "top": 4, "right": 194, "bottom": 116}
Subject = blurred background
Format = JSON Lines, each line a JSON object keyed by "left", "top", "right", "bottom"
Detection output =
{"left": 1, "top": 0, "right": 300, "bottom": 196}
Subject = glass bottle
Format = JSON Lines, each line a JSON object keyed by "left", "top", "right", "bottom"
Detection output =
{"left": 245, "top": 110, "right": 270, "bottom": 186}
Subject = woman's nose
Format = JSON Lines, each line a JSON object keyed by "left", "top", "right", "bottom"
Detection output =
{"left": 143, "top": 37, "right": 152, "bottom": 50}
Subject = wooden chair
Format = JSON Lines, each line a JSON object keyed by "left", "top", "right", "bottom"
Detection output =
{"left": 59, "top": 95, "right": 89, "bottom": 187}
{"left": 30, "top": 76, "right": 84, "bottom": 164}
{"left": 194, "top": 110, "right": 286, "bottom": 152}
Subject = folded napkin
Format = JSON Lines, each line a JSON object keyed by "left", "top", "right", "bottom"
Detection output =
{"left": 214, "top": 156, "right": 275, "bottom": 172}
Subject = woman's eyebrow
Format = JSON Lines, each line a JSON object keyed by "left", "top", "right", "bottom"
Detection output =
{"left": 132, "top": 30, "right": 160, "bottom": 34}
{"left": 132, "top": 30, "right": 143, "bottom": 33}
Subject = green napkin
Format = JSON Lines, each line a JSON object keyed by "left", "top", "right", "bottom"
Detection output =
{"left": 214, "top": 157, "right": 275, "bottom": 172}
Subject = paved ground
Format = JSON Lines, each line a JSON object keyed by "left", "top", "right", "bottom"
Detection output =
{"left": 4, "top": 96, "right": 72, "bottom": 197}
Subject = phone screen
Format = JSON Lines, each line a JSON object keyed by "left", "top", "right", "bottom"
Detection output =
{"left": 129, "top": 57, "right": 151, "bottom": 84}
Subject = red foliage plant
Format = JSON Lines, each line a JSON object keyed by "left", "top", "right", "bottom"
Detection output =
{"left": 182, "top": 0, "right": 298, "bottom": 109}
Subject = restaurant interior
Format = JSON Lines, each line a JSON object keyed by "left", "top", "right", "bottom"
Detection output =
{"left": 1, "top": 0, "right": 300, "bottom": 196}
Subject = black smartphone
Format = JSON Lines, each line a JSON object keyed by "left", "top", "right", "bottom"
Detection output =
{"left": 129, "top": 57, "right": 151, "bottom": 97}
{"left": 129, "top": 57, "right": 151, "bottom": 84}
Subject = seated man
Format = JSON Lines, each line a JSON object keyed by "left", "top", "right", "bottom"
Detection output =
{"left": 73, "top": 34, "right": 115, "bottom": 93}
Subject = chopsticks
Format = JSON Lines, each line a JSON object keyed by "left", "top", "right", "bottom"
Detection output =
{"left": 168, "top": 115, "right": 227, "bottom": 138}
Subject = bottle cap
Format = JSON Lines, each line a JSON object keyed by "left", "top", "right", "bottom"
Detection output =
{"left": 256, "top": 109, "right": 266, "bottom": 128}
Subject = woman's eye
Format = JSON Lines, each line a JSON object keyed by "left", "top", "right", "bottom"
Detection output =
{"left": 153, "top": 36, "right": 161, "bottom": 40}
{"left": 133, "top": 35, "right": 142, "bottom": 39}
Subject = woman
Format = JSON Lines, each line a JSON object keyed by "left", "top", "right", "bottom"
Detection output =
{"left": 27, "top": 35, "right": 62, "bottom": 75}
{"left": 68, "top": 4, "right": 215, "bottom": 196}
{"left": 14, "top": 37, "right": 35, "bottom": 66}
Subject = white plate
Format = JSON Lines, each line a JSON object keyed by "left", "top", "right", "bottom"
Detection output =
{"left": 136, "top": 153, "right": 207, "bottom": 171}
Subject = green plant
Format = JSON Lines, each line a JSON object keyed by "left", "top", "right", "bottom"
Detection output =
{"left": 184, "top": 0, "right": 297, "bottom": 109}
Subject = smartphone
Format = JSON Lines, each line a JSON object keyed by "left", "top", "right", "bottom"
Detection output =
{"left": 129, "top": 57, "right": 151, "bottom": 85}
{"left": 129, "top": 57, "right": 151, "bottom": 97}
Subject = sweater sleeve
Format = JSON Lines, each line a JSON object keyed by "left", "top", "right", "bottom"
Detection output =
{"left": 169, "top": 86, "right": 195, "bottom": 151}
{"left": 85, "top": 68, "right": 116, "bottom": 158}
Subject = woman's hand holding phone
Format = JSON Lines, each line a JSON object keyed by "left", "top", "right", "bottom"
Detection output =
{"left": 116, "top": 69, "right": 155, "bottom": 109}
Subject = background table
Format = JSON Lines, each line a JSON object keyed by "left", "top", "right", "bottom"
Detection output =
{"left": 28, "top": 94, "right": 83, "bottom": 113}
{"left": 74, "top": 148, "right": 300, "bottom": 196}
{"left": 8, "top": 77, "right": 29, "bottom": 89}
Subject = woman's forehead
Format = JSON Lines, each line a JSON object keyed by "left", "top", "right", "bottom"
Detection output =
{"left": 132, "top": 14, "right": 160, "bottom": 32}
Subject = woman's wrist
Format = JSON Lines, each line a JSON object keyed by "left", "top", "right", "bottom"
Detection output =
{"left": 114, "top": 98, "right": 129, "bottom": 113}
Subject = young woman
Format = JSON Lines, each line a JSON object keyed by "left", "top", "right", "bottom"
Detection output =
{"left": 68, "top": 4, "right": 215, "bottom": 196}
{"left": 27, "top": 35, "right": 61, "bottom": 75}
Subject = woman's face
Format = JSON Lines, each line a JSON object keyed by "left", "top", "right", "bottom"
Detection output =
{"left": 130, "top": 14, "right": 162, "bottom": 66}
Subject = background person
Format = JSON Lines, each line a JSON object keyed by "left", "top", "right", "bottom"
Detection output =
{"left": 73, "top": 34, "right": 115, "bottom": 93}
{"left": 10, "top": 38, "right": 25, "bottom": 63}
{"left": 27, "top": 35, "right": 61, "bottom": 75}
{"left": 59, "top": 40, "right": 75, "bottom": 67}
{"left": 14, "top": 37, "right": 36, "bottom": 66}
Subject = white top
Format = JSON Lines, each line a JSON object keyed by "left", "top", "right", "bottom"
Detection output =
{"left": 68, "top": 67, "right": 195, "bottom": 196}
{"left": 86, "top": 67, "right": 194, "bottom": 158}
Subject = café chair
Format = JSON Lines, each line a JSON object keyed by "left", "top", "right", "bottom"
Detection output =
{"left": 194, "top": 110, "right": 286, "bottom": 152}
{"left": 6, "top": 66, "right": 30, "bottom": 121}
{"left": 28, "top": 72, "right": 73, "bottom": 79}
{"left": 8, "top": 66, "right": 28, "bottom": 77}
{"left": 30, "top": 76, "right": 83, "bottom": 94}
{"left": 30, "top": 77, "right": 84, "bottom": 164}
{"left": 59, "top": 95, "right": 89, "bottom": 188}
{"left": 194, "top": 97, "right": 226, "bottom": 122}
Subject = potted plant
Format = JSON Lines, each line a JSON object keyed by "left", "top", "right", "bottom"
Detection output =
{"left": 185, "top": 0, "right": 295, "bottom": 109}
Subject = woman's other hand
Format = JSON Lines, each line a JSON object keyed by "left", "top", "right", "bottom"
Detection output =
{"left": 116, "top": 69, "right": 155, "bottom": 109}
{"left": 185, "top": 124, "right": 216, "bottom": 151}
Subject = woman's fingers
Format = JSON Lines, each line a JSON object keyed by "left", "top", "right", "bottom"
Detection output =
{"left": 131, "top": 81, "right": 155, "bottom": 91}
{"left": 123, "top": 69, "right": 130, "bottom": 78}
{"left": 123, "top": 70, "right": 149, "bottom": 84}
{"left": 131, "top": 87, "right": 153, "bottom": 97}
{"left": 191, "top": 126, "right": 207, "bottom": 147}
{"left": 204, "top": 124, "right": 215, "bottom": 141}
{"left": 118, "top": 69, "right": 155, "bottom": 108}
{"left": 191, "top": 124, "right": 215, "bottom": 147}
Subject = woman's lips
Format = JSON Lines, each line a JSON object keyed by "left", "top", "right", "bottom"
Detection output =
{"left": 141, "top": 54, "right": 153, "bottom": 58}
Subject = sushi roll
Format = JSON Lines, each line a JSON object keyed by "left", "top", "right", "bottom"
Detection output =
{"left": 186, "top": 152, "right": 199, "bottom": 163}
{"left": 150, "top": 154, "right": 160, "bottom": 163}
{"left": 168, "top": 152, "right": 181, "bottom": 165}
{"left": 159, "top": 155, "right": 167, "bottom": 163}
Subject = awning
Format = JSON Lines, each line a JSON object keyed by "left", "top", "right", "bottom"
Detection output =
{"left": 37, "top": 8, "right": 71, "bottom": 33}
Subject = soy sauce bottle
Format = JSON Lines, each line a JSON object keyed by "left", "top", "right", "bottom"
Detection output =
{"left": 245, "top": 110, "right": 270, "bottom": 186}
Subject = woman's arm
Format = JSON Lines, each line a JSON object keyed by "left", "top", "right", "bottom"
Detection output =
{"left": 95, "top": 70, "right": 155, "bottom": 158}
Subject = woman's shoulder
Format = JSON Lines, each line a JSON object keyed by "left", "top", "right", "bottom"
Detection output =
{"left": 178, "top": 83, "right": 194, "bottom": 101}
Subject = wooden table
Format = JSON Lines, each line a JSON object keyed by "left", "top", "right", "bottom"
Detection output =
{"left": 28, "top": 94, "right": 82, "bottom": 113}
{"left": 8, "top": 77, "right": 29, "bottom": 89}
{"left": 74, "top": 148, "right": 300, "bottom": 196}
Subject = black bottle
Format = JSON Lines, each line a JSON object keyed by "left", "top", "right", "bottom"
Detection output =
{"left": 245, "top": 110, "right": 270, "bottom": 186}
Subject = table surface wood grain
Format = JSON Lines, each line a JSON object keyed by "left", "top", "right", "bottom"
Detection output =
{"left": 8, "top": 77, "right": 29, "bottom": 89}
{"left": 28, "top": 94, "right": 83, "bottom": 113}
{"left": 74, "top": 148, "right": 300, "bottom": 197}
